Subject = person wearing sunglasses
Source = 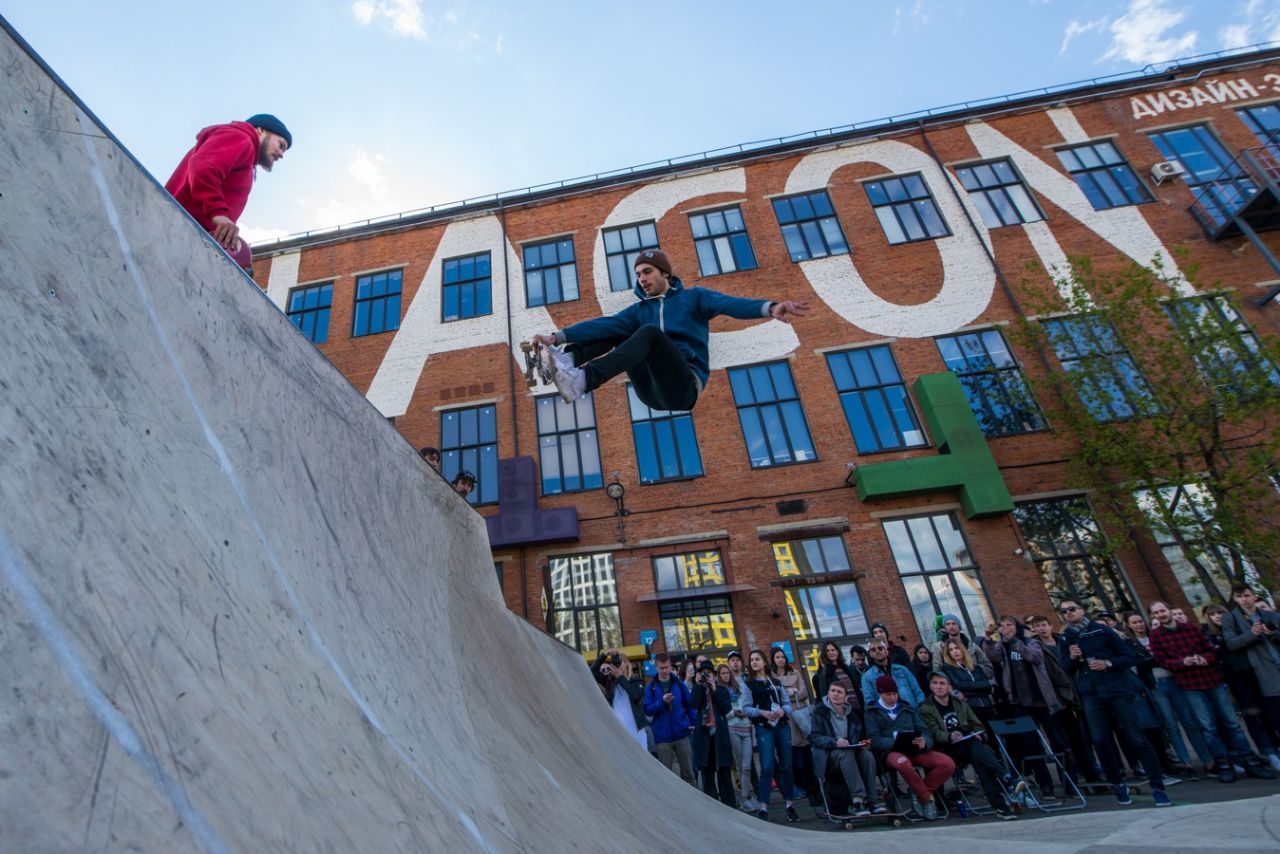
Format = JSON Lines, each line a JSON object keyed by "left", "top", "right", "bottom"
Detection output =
{"left": 1057, "top": 598, "right": 1172, "bottom": 808}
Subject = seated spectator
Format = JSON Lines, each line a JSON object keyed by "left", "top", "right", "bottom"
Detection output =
{"left": 642, "top": 652, "right": 696, "bottom": 785}
{"left": 810, "top": 682, "right": 885, "bottom": 816}
{"left": 744, "top": 650, "right": 801, "bottom": 823}
{"left": 691, "top": 662, "right": 737, "bottom": 807}
{"left": 865, "top": 675, "right": 955, "bottom": 820}
{"left": 920, "top": 672, "right": 1017, "bottom": 820}
{"left": 591, "top": 649, "right": 647, "bottom": 750}
{"left": 861, "top": 639, "right": 923, "bottom": 710}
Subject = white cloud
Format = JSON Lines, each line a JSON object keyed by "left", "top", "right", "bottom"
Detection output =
{"left": 1102, "top": 0, "right": 1198, "bottom": 65}
{"left": 1060, "top": 17, "right": 1107, "bottom": 54}
{"left": 314, "top": 198, "right": 360, "bottom": 229}
{"left": 348, "top": 147, "right": 391, "bottom": 200}
{"left": 240, "top": 224, "right": 290, "bottom": 244}
{"left": 1217, "top": 0, "right": 1280, "bottom": 49}
{"left": 351, "top": 0, "right": 428, "bottom": 40}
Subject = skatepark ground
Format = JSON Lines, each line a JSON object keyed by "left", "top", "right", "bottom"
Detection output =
{"left": 2, "top": 12, "right": 1280, "bottom": 853}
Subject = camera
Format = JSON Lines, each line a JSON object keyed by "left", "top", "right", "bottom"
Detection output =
{"left": 610, "top": 654, "right": 622, "bottom": 666}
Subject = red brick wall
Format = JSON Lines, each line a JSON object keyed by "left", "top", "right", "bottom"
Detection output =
{"left": 253, "top": 57, "right": 1280, "bottom": 658}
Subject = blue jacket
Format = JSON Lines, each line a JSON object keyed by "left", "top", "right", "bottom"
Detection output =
{"left": 643, "top": 676, "right": 695, "bottom": 744}
{"left": 560, "top": 276, "right": 771, "bottom": 389}
{"left": 861, "top": 663, "right": 924, "bottom": 710}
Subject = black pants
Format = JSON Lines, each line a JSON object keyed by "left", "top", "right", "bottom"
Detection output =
{"left": 946, "top": 738, "right": 1009, "bottom": 809}
{"left": 573, "top": 324, "right": 699, "bottom": 411}
{"left": 700, "top": 750, "right": 737, "bottom": 808}
{"left": 1081, "top": 692, "right": 1165, "bottom": 790}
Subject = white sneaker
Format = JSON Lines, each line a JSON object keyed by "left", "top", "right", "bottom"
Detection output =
{"left": 1268, "top": 754, "right": 1280, "bottom": 773}
{"left": 552, "top": 362, "right": 586, "bottom": 403}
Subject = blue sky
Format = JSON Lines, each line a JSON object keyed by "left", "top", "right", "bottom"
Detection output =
{"left": 5, "top": 0, "right": 1278, "bottom": 242}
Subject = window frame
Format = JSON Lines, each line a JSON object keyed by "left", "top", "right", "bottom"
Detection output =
{"left": 1164, "top": 294, "right": 1280, "bottom": 394}
{"left": 825, "top": 344, "right": 929, "bottom": 454}
{"left": 688, "top": 205, "right": 758, "bottom": 276}
{"left": 1012, "top": 495, "right": 1137, "bottom": 618}
{"left": 440, "top": 402, "right": 499, "bottom": 506}
{"left": 1055, "top": 140, "right": 1154, "bottom": 211}
{"left": 727, "top": 360, "right": 819, "bottom": 469}
{"left": 863, "top": 172, "right": 951, "bottom": 245}
{"left": 440, "top": 252, "right": 493, "bottom": 323}
{"left": 881, "top": 512, "right": 995, "bottom": 645}
{"left": 535, "top": 393, "right": 603, "bottom": 496}
{"left": 770, "top": 190, "right": 850, "bottom": 262}
{"left": 286, "top": 281, "right": 334, "bottom": 344}
{"left": 627, "top": 384, "right": 704, "bottom": 484}
{"left": 602, "top": 221, "right": 660, "bottom": 292}
{"left": 1238, "top": 102, "right": 1280, "bottom": 147}
{"left": 522, "top": 236, "right": 579, "bottom": 308}
{"left": 658, "top": 595, "right": 738, "bottom": 659}
{"left": 546, "top": 553, "right": 623, "bottom": 655}
{"left": 955, "top": 158, "right": 1045, "bottom": 228}
{"left": 935, "top": 328, "right": 1047, "bottom": 438}
{"left": 1042, "top": 314, "right": 1160, "bottom": 422}
{"left": 351, "top": 269, "right": 403, "bottom": 338}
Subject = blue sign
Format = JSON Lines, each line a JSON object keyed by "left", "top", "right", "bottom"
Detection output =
{"left": 639, "top": 630, "right": 658, "bottom": 649}
{"left": 770, "top": 640, "right": 795, "bottom": 663}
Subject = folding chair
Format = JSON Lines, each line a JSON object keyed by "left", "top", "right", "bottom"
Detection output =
{"left": 988, "top": 716, "right": 1086, "bottom": 813}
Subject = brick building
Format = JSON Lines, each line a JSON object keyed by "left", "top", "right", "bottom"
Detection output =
{"left": 252, "top": 47, "right": 1280, "bottom": 680}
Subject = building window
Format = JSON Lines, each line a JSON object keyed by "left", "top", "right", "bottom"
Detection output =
{"left": 1042, "top": 315, "right": 1158, "bottom": 421}
{"left": 1150, "top": 124, "right": 1256, "bottom": 228}
{"left": 523, "top": 237, "right": 578, "bottom": 307}
{"left": 773, "top": 537, "right": 869, "bottom": 679}
{"left": 653, "top": 550, "right": 725, "bottom": 592}
{"left": 494, "top": 562, "right": 504, "bottom": 590}
{"left": 882, "top": 512, "right": 995, "bottom": 645}
{"left": 352, "top": 270, "right": 402, "bottom": 337}
{"left": 660, "top": 596, "right": 737, "bottom": 659}
{"left": 689, "top": 206, "right": 757, "bottom": 276}
{"left": 771, "top": 191, "right": 849, "bottom": 261}
{"left": 1165, "top": 295, "right": 1279, "bottom": 393}
{"left": 286, "top": 282, "right": 332, "bottom": 344}
{"left": 727, "top": 361, "right": 817, "bottom": 468}
{"left": 956, "top": 159, "right": 1043, "bottom": 228}
{"left": 1238, "top": 104, "right": 1280, "bottom": 146}
{"left": 440, "top": 403, "right": 497, "bottom": 505}
{"left": 1056, "top": 141, "right": 1154, "bottom": 210}
{"left": 536, "top": 393, "right": 603, "bottom": 495}
{"left": 826, "top": 345, "right": 927, "bottom": 453}
{"left": 1133, "top": 483, "right": 1259, "bottom": 611}
{"left": 442, "top": 253, "right": 492, "bottom": 322}
{"left": 627, "top": 385, "right": 703, "bottom": 483}
{"left": 603, "top": 222, "right": 659, "bottom": 292}
{"left": 936, "top": 329, "right": 1046, "bottom": 437}
{"left": 546, "top": 553, "right": 622, "bottom": 654}
{"left": 864, "top": 173, "right": 950, "bottom": 244}
{"left": 1012, "top": 496, "right": 1136, "bottom": 618}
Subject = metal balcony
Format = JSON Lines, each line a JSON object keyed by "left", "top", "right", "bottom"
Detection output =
{"left": 1189, "top": 143, "right": 1280, "bottom": 240}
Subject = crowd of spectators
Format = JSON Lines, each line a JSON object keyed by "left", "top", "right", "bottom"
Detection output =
{"left": 589, "top": 583, "right": 1280, "bottom": 825}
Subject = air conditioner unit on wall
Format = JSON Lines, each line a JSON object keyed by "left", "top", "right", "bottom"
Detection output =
{"left": 1151, "top": 160, "right": 1187, "bottom": 185}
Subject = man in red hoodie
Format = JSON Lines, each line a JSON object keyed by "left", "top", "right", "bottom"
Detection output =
{"left": 165, "top": 114, "right": 292, "bottom": 269}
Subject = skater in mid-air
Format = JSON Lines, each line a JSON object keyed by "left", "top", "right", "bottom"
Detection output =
{"left": 532, "top": 249, "right": 808, "bottom": 410}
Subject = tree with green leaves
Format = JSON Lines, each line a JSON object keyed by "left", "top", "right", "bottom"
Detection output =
{"left": 1008, "top": 255, "right": 1280, "bottom": 606}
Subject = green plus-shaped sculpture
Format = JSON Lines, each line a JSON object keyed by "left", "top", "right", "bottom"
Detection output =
{"left": 853, "top": 372, "right": 1013, "bottom": 519}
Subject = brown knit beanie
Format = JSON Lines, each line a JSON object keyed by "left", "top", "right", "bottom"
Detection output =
{"left": 633, "top": 249, "right": 672, "bottom": 276}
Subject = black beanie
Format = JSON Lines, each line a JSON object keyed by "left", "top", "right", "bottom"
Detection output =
{"left": 246, "top": 114, "right": 292, "bottom": 148}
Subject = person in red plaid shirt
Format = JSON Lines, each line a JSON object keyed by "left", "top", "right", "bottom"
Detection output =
{"left": 1148, "top": 601, "right": 1276, "bottom": 784}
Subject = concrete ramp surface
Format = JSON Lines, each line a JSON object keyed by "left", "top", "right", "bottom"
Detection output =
{"left": 0, "top": 18, "right": 827, "bottom": 853}
{"left": 4, "top": 17, "right": 1280, "bottom": 854}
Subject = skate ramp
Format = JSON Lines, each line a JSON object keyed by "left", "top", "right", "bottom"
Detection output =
{"left": 4, "top": 17, "right": 1280, "bottom": 854}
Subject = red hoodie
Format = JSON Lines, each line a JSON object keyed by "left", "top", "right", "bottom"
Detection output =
{"left": 165, "top": 121, "right": 259, "bottom": 231}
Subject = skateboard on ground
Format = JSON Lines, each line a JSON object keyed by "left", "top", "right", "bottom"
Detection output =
{"left": 519, "top": 341, "right": 552, "bottom": 388}
{"left": 814, "top": 807, "right": 913, "bottom": 829}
